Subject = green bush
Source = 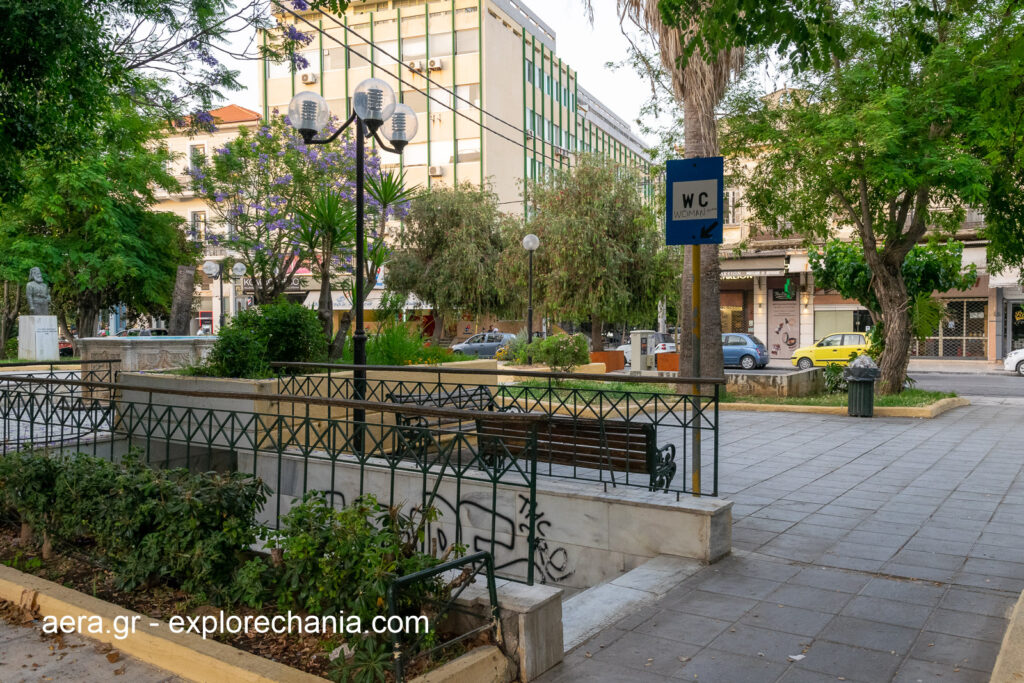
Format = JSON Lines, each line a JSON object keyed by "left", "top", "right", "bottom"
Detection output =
{"left": 0, "top": 450, "right": 269, "bottom": 597}
{"left": 338, "top": 324, "right": 472, "bottom": 366}
{"left": 823, "top": 362, "right": 847, "bottom": 394}
{"left": 4, "top": 336, "right": 17, "bottom": 359}
{"left": 267, "top": 492, "right": 445, "bottom": 618}
{"left": 531, "top": 333, "right": 590, "bottom": 373}
{"left": 197, "top": 299, "right": 327, "bottom": 378}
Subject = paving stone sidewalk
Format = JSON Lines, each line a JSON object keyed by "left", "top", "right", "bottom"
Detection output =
{"left": 541, "top": 402, "right": 1024, "bottom": 683}
{"left": 0, "top": 618, "right": 181, "bottom": 682}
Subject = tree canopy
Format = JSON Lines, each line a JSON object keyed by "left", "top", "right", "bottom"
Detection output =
{"left": 721, "top": 0, "right": 1023, "bottom": 392}
{"left": 505, "top": 154, "right": 673, "bottom": 350}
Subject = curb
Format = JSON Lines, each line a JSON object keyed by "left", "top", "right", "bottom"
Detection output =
{"left": 719, "top": 396, "right": 969, "bottom": 418}
{"left": 0, "top": 564, "right": 325, "bottom": 682}
{"left": 409, "top": 645, "right": 512, "bottom": 683}
{"left": 990, "top": 590, "right": 1024, "bottom": 682}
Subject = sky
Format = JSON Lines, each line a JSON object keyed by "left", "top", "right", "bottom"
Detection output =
{"left": 225, "top": 1, "right": 664, "bottom": 145}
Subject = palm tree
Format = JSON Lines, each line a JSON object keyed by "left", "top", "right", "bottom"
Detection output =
{"left": 588, "top": 0, "right": 743, "bottom": 380}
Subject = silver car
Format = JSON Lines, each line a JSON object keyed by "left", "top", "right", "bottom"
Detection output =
{"left": 451, "top": 332, "right": 517, "bottom": 359}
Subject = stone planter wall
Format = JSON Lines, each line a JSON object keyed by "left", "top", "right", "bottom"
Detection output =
{"left": 79, "top": 336, "right": 215, "bottom": 372}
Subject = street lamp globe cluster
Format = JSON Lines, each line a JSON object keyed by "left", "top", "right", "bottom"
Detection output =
{"left": 286, "top": 78, "right": 418, "bottom": 440}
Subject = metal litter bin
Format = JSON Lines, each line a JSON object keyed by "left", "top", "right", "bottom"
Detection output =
{"left": 844, "top": 356, "right": 880, "bottom": 418}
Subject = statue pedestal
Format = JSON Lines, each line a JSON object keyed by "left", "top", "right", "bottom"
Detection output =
{"left": 18, "top": 315, "right": 59, "bottom": 361}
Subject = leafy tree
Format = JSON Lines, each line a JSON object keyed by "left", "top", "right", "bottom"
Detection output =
{"left": 810, "top": 240, "right": 978, "bottom": 351}
{"left": 386, "top": 183, "right": 512, "bottom": 341}
{"left": 192, "top": 115, "right": 370, "bottom": 304}
{"left": 506, "top": 154, "right": 672, "bottom": 351}
{"left": 722, "top": 0, "right": 1024, "bottom": 393}
{"left": 593, "top": 0, "right": 745, "bottom": 377}
{"left": 0, "top": 100, "right": 196, "bottom": 342}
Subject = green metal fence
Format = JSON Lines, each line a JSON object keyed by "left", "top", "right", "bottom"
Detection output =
{"left": 273, "top": 362, "right": 722, "bottom": 497}
{"left": 0, "top": 373, "right": 543, "bottom": 584}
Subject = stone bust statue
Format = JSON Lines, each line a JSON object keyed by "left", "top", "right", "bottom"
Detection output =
{"left": 26, "top": 267, "right": 51, "bottom": 316}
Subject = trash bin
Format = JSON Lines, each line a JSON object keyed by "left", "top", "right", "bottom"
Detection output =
{"left": 844, "top": 355, "right": 880, "bottom": 418}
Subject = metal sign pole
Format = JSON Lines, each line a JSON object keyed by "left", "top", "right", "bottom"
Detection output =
{"left": 691, "top": 244, "right": 701, "bottom": 496}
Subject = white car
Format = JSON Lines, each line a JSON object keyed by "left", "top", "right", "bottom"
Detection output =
{"left": 1005, "top": 348, "right": 1024, "bottom": 376}
{"left": 614, "top": 343, "right": 632, "bottom": 365}
{"left": 653, "top": 341, "right": 676, "bottom": 354}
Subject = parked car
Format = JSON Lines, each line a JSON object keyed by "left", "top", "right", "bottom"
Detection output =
{"left": 451, "top": 332, "right": 516, "bottom": 359}
{"left": 1005, "top": 347, "right": 1024, "bottom": 376}
{"left": 791, "top": 332, "right": 870, "bottom": 370}
{"left": 116, "top": 328, "right": 169, "bottom": 337}
{"left": 649, "top": 332, "right": 675, "bottom": 355}
{"left": 722, "top": 333, "right": 769, "bottom": 369}
{"left": 58, "top": 338, "right": 74, "bottom": 357}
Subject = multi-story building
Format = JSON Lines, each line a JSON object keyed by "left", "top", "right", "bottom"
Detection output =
{"left": 155, "top": 104, "right": 267, "bottom": 332}
{"left": 718, "top": 177, "right": 1023, "bottom": 366}
{"left": 260, "top": 0, "right": 651, "bottom": 215}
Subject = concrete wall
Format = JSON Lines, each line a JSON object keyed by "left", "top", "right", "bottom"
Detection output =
{"left": 726, "top": 367, "right": 824, "bottom": 398}
{"left": 239, "top": 449, "right": 731, "bottom": 591}
{"left": 80, "top": 337, "right": 216, "bottom": 372}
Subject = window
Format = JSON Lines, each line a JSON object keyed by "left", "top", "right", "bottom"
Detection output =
{"left": 403, "top": 143, "right": 428, "bottom": 167}
{"left": 525, "top": 59, "right": 534, "bottom": 84}
{"left": 374, "top": 40, "right": 398, "bottom": 65}
{"left": 326, "top": 48, "right": 347, "bottom": 71}
{"left": 428, "top": 87, "right": 452, "bottom": 110}
{"left": 724, "top": 190, "right": 739, "bottom": 224}
{"left": 300, "top": 49, "right": 320, "bottom": 73}
{"left": 268, "top": 58, "right": 291, "bottom": 79}
{"left": 524, "top": 107, "right": 533, "bottom": 131}
{"left": 454, "top": 138, "right": 480, "bottom": 162}
{"left": 348, "top": 43, "right": 371, "bottom": 66}
{"left": 428, "top": 32, "right": 451, "bottom": 57}
{"left": 402, "top": 37, "right": 426, "bottom": 59}
{"left": 190, "top": 211, "right": 207, "bottom": 242}
{"left": 844, "top": 334, "right": 865, "bottom": 346}
{"left": 454, "top": 84, "right": 480, "bottom": 110}
{"left": 188, "top": 144, "right": 206, "bottom": 173}
{"left": 911, "top": 299, "right": 988, "bottom": 358}
{"left": 819, "top": 335, "right": 844, "bottom": 347}
{"left": 455, "top": 29, "right": 478, "bottom": 54}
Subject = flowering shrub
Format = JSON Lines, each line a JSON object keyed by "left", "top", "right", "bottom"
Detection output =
{"left": 532, "top": 333, "right": 589, "bottom": 373}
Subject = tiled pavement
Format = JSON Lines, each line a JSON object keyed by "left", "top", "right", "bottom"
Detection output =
{"left": 541, "top": 402, "right": 1024, "bottom": 682}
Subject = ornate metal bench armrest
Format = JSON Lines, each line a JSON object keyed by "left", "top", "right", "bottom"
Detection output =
{"left": 648, "top": 442, "right": 677, "bottom": 492}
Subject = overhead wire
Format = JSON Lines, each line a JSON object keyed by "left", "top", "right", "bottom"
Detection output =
{"left": 272, "top": 1, "right": 574, "bottom": 168}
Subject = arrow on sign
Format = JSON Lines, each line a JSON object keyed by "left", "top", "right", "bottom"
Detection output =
{"left": 700, "top": 221, "right": 719, "bottom": 239}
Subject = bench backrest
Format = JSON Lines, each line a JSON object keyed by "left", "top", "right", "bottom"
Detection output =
{"left": 476, "top": 415, "right": 655, "bottom": 475}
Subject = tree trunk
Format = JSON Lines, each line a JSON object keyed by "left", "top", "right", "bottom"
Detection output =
{"left": 676, "top": 78, "right": 725, "bottom": 387}
{"left": 871, "top": 257, "right": 912, "bottom": 394}
{"left": 317, "top": 271, "right": 333, "bottom": 345}
{"left": 76, "top": 295, "right": 100, "bottom": 353}
{"left": 590, "top": 315, "right": 605, "bottom": 352}
{"left": 168, "top": 265, "right": 196, "bottom": 335}
{"left": 19, "top": 521, "right": 31, "bottom": 546}
{"left": 432, "top": 312, "right": 445, "bottom": 344}
{"left": 0, "top": 281, "right": 18, "bottom": 359}
{"left": 329, "top": 310, "right": 351, "bottom": 360}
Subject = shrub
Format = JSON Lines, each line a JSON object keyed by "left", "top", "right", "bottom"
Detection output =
{"left": 0, "top": 449, "right": 269, "bottom": 597}
{"left": 267, "top": 492, "right": 445, "bottom": 618}
{"left": 338, "top": 324, "right": 472, "bottom": 365}
{"left": 4, "top": 336, "right": 17, "bottom": 359}
{"left": 197, "top": 299, "right": 327, "bottom": 378}
{"left": 532, "top": 333, "right": 589, "bottom": 373}
{"left": 822, "top": 362, "right": 847, "bottom": 394}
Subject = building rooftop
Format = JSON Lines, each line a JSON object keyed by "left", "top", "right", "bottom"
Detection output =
{"left": 209, "top": 104, "right": 262, "bottom": 124}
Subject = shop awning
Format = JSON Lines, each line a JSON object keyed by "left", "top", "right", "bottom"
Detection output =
{"left": 302, "top": 291, "right": 429, "bottom": 311}
{"left": 720, "top": 255, "right": 787, "bottom": 278}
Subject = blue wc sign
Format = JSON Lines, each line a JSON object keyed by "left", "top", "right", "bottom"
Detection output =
{"left": 665, "top": 157, "right": 724, "bottom": 245}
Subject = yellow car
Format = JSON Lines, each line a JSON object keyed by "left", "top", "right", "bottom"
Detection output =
{"left": 791, "top": 332, "right": 871, "bottom": 370}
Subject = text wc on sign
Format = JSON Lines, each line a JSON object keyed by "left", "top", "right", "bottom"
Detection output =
{"left": 665, "top": 157, "right": 725, "bottom": 245}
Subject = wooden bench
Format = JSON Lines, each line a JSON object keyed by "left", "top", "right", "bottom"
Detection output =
{"left": 474, "top": 415, "right": 677, "bottom": 492}
{"left": 385, "top": 385, "right": 500, "bottom": 463}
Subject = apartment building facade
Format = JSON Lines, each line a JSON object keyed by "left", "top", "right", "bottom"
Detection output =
{"left": 260, "top": 0, "right": 651, "bottom": 215}
{"left": 717, "top": 196, "right": 1023, "bottom": 364}
{"left": 155, "top": 104, "right": 271, "bottom": 333}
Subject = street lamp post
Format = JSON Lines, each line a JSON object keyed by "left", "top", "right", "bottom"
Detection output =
{"left": 286, "top": 80, "right": 417, "bottom": 444}
{"left": 522, "top": 234, "right": 539, "bottom": 355}
{"left": 203, "top": 261, "right": 248, "bottom": 331}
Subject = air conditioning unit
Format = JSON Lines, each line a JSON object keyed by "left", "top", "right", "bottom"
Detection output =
{"left": 428, "top": 165, "right": 444, "bottom": 177}
{"left": 406, "top": 59, "right": 425, "bottom": 73}
{"left": 300, "top": 72, "right": 318, "bottom": 85}
{"left": 554, "top": 146, "right": 568, "bottom": 158}
{"left": 427, "top": 57, "right": 444, "bottom": 71}
{"left": 525, "top": 129, "right": 536, "bottom": 138}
